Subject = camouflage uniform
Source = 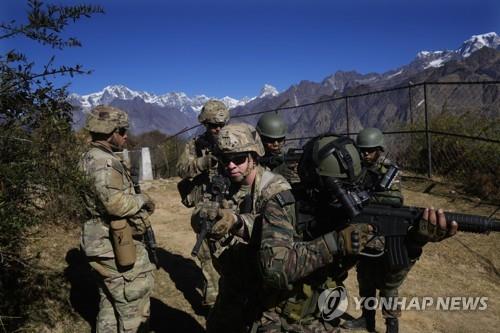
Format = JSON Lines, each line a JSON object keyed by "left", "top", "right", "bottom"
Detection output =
{"left": 196, "top": 123, "right": 292, "bottom": 332}
{"left": 80, "top": 106, "right": 155, "bottom": 333}
{"left": 176, "top": 100, "right": 229, "bottom": 306}
{"left": 252, "top": 136, "right": 373, "bottom": 333}
{"left": 205, "top": 165, "right": 293, "bottom": 333}
{"left": 355, "top": 156, "right": 411, "bottom": 321}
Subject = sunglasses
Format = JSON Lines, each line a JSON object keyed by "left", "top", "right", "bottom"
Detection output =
{"left": 262, "top": 136, "right": 285, "bottom": 144}
{"left": 220, "top": 153, "right": 248, "bottom": 165}
{"left": 207, "top": 122, "right": 225, "bottom": 129}
{"left": 117, "top": 127, "right": 128, "bottom": 136}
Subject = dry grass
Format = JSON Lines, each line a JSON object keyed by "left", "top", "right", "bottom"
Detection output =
{"left": 15, "top": 177, "right": 500, "bottom": 333}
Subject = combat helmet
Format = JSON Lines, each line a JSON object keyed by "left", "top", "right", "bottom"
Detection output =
{"left": 216, "top": 123, "right": 265, "bottom": 157}
{"left": 256, "top": 112, "right": 287, "bottom": 139}
{"left": 198, "top": 100, "right": 230, "bottom": 124}
{"left": 356, "top": 127, "right": 385, "bottom": 151}
{"left": 299, "top": 134, "right": 362, "bottom": 186}
{"left": 85, "top": 105, "right": 129, "bottom": 134}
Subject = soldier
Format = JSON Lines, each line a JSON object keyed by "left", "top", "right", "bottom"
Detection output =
{"left": 196, "top": 123, "right": 292, "bottom": 333}
{"left": 256, "top": 112, "right": 300, "bottom": 185}
{"left": 176, "top": 99, "right": 230, "bottom": 307}
{"left": 342, "top": 128, "right": 406, "bottom": 333}
{"left": 253, "top": 134, "right": 458, "bottom": 332}
{"left": 256, "top": 112, "right": 287, "bottom": 170}
{"left": 80, "top": 105, "right": 156, "bottom": 333}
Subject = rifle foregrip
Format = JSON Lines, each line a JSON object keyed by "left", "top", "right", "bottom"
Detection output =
{"left": 191, "top": 226, "right": 209, "bottom": 257}
{"left": 444, "top": 212, "right": 500, "bottom": 233}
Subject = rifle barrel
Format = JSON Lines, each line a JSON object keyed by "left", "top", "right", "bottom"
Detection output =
{"left": 443, "top": 212, "right": 500, "bottom": 233}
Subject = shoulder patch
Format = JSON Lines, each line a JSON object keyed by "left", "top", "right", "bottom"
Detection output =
{"left": 275, "top": 190, "right": 295, "bottom": 207}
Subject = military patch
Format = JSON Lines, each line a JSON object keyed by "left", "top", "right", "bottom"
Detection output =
{"left": 275, "top": 190, "right": 295, "bottom": 207}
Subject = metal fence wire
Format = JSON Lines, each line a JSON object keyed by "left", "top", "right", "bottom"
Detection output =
{"left": 146, "top": 81, "right": 500, "bottom": 201}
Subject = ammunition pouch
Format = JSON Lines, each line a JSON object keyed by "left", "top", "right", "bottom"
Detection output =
{"left": 177, "top": 173, "right": 208, "bottom": 208}
{"left": 110, "top": 219, "right": 136, "bottom": 267}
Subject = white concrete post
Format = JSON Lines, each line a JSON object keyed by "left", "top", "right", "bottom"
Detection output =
{"left": 140, "top": 147, "right": 154, "bottom": 180}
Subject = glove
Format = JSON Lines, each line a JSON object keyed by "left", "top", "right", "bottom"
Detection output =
{"left": 323, "top": 224, "right": 371, "bottom": 256}
{"left": 409, "top": 208, "right": 454, "bottom": 246}
{"left": 191, "top": 201, "right": 217, "bottom": 233}
{"left": 196, "top": 154, "right": 218, "bottom": 172}
{"left": 141, "top": 193, "right": 155, "bottom": 214}
{"left": 211, "top": 208, "right": 238, "bottom": 239}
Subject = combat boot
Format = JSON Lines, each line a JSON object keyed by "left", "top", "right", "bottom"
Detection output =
{"left": 341, "top": 309, "right": 376, "bottom": 332}
{"left": 385, "top": 318, "right": 399, "bottom": 333}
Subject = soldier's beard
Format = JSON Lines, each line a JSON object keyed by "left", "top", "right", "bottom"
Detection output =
{"left": 230, "top": 158, "right": 255, "bottom": 184}
{"left": 109, "top": 135, "right": 126, "bottom": 152}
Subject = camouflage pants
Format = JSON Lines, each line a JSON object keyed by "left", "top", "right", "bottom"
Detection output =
{"left": 356, "top": 255, "right": 413, "bottom": 318}
{"left": 96, "top": 271, "right": 154, "bottom": 333}
{"left": 197, "top": 239, "right": 220, "bottom": 306}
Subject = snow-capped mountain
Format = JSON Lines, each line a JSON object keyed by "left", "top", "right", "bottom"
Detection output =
{"left": 318, "top": 32, "right": 500, "bottom": 92}
{"left": 397, "top": 32, "right": 500, "bottom": 72}
{"left": 72, "top": 32, "right": 498, "bottom": 135}
{"left": 231, "top": 32, "right": 500, "bottom": 139}
{"left": 458, "top": 32, "right": 500, "bottom": 58}
{"left": 259, "top": 84, "right": 279, "bottom": 98}
{"left": 70, "top": 84, "right": 278, "bottom": 134}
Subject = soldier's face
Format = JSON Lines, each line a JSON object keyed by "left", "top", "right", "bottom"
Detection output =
{"left": 110, "top": 127, "right": 128, "bottom": 150}
{"left": 262, "top": 136, "right": 285, "bottom": 155}
{"left": 361, "top": 147, "right": 381, "bottom": 165}
{"left": 222, "top": 153, "right": 252, "bottom": 183}
{"left": 206, "top": 123, "right": 225, "bottom": 137}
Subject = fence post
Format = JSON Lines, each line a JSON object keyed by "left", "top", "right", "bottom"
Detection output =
{"left": 423, "top": 83, "right": 432, "bottom": 178}
{"left": 345, "top": 96, "right": 350, "bottom": 136}
{"left": 408, "top": 83, "right": 413, "bottom": 125}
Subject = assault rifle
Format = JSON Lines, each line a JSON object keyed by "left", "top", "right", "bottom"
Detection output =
{"left": 131, "top": 173, "right": 160, "bottom": 268}
{"left": 284, "top": 148, "right": 303, "bottom": 164}
{"left": 325, "top": 176, "right": 500, "bottom": 268}
{"left": 191, "top": 174, "right": 231, "bottom": 257}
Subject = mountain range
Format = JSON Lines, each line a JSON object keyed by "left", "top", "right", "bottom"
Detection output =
{"left": 70, "top": 32, "right": 500, "bottom": 135}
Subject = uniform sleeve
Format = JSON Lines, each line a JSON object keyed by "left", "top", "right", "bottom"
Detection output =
{"left": 176, "top": 139, "right": 202, "bottom": 179}
{"left": 234, "top": 213, "right": 257, "bottom": 241}
{"left": 259, "top": 197, "right": 334, "bottom": 289}
{"left": 93, "top": 165, "right": 147, "bottom": 218}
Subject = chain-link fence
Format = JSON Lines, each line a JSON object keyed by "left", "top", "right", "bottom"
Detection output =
{"left": 146, "top": 81, "right": 500, "bottom": 200}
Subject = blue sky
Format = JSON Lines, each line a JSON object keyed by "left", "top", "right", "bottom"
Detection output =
{"left": 2, "top": 0, "right": 499, "bottom": 99}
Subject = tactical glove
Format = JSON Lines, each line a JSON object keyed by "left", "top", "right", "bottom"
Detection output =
{"left": 196, "top": 154, "right": 218, "bottom": 172}
{"left": 211, "top": 208, "right": 238, "bottom": 239}
{"left": 323, "top": 224, "right": 371, "bottom": 256}
{"left": 408, "top": 208, "right": 453, "bottom": 246}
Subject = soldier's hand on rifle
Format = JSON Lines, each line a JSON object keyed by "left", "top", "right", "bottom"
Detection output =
{"left": 211, "top": 208, "right": 238, "bottom": 239}
{"left": 410, "top": 208, "right": 458, "bottom": 245}
{"left": 196, "top": 154, "right": 218, "bottom": 171}
{"left": 323, "top": 224, "right": 372, "bottom": 256}
{"left": 141, "top": 193, "right": 155, "bottom": 214}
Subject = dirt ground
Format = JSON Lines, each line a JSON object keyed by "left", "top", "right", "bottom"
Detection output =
{"left": 22, "top": 176, "right": 500, "bottom": 333}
